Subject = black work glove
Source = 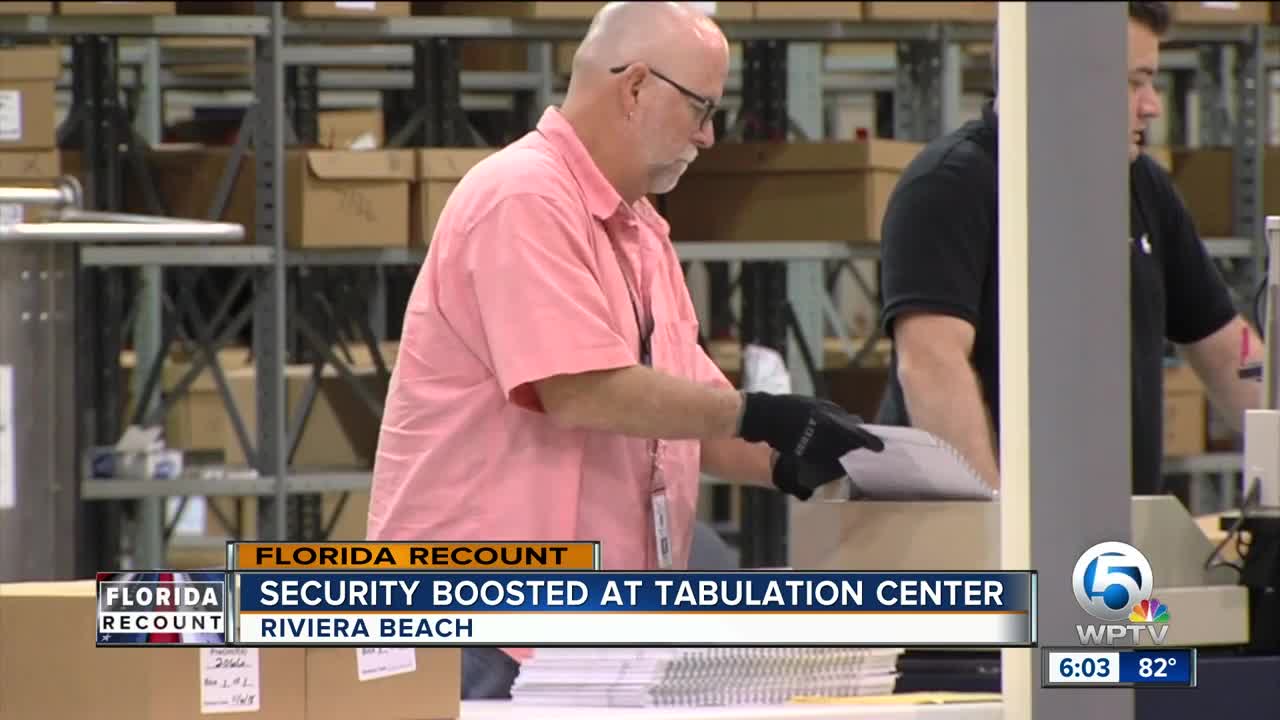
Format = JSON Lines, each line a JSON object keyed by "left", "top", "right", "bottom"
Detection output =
{"left": 771, "top": 452, "right": 850, "bottom": 501}
{"left": 737, "top": 392, "right": 885, "bottom": 500}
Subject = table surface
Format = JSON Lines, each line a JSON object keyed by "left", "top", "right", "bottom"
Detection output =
{"left": 460, "top": 699, "right": 1004, "bottom": 720}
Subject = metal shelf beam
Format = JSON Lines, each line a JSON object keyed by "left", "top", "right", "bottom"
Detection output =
{"left": 0, "top": 14, "right": 268, "bottom": 37}
{"left": 1205, "top": 237, "right": 1257, "bottom": 258}
{"left": 81, "top": 245, "right": 272, "bottom": 267}
{"left": 281, "top": 17, "right": 991, "bottom": 42}
{"left": 81, "top": 471, "right": 372, "bottom": 500}
{"left": 87, "top": 470, "right": 741, "bottom": 499}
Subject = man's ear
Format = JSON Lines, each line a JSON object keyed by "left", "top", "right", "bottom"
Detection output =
{"left": 619, "top": 63, "right": 648, "bottom": 113}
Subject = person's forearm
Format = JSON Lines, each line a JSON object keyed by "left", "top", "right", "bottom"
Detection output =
{"left": 700, "top": 437, "right": 775, "bottom": 488}
{"left": 898, "top": 359, "right": 1001, "bottom": 489}
{"left": 1183, "top": 318, "right": 1265, "bottom": 433}
{"left": 536, "top": 365, "right": 744, "bottom": 440}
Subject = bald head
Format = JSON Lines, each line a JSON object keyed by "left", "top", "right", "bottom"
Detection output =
{"left": 571, "top": 2, "right": 729, "bottom": 86}
{"left": 557, "top": 2, "right": 729, "bottom": 203}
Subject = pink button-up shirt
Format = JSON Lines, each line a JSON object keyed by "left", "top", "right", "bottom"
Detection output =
{"left": 368, "top": 108, "right": 730, "bottom": 581}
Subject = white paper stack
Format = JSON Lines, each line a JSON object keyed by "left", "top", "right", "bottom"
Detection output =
{"left": 510, "top": 648, "right": 902, "bottom": 707}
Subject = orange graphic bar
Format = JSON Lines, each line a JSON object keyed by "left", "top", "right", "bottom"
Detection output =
{"left": 232, "top": 542, "right": 599, "bottom": 570}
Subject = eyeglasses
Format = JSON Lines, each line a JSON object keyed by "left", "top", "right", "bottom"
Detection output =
{"left": 611, "top": 63, "right": 717, "bottom": 130}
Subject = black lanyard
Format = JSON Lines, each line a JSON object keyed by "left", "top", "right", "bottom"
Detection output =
{"left": 614, "top": 246, "right": 654, "bottom": 367}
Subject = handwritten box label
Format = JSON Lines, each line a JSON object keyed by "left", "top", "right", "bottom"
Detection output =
{"left": 356, "top": 647, "right": 417, "bottom": 682}
{"left": 200, "top": 648, "right": 261, "bottom": 714}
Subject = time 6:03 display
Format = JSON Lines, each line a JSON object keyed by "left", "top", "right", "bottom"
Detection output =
{"left": 1048, "top": 652, "right": 1121, "bottom": 683}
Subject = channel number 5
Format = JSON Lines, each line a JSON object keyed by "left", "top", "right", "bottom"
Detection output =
{"left": 1088, "top": 554, "right": 1144, "bottom": 614}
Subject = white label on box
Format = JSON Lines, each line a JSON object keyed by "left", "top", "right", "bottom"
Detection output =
{"left": 356, "top": 648, "right": 417, "bottom": 681}
{"left": 0, "top": 365, "right": 14, "bottom": 510}
{"left": 0, "top": 204, "right": 22, "bottom": 227}
{"left": 200, "top": 648, "right": 261, "bottom": 714}
{"left": 1201, "top": 2, "right": 1241, "bottom": 8}
{"left": 335, "top": 1, "right": 378, "bottom": 9}
{"left": 691, "top": 2, "right": 717, "bottom": 15}
{"left": 0, "top": 90, "right": 21, "bottom": 142}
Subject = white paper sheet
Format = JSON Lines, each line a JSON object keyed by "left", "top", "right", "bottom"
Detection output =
{"left": 833, "top": 425, "right": 995, "bottom": 501}
{"left": 356, "top": 647, "right": 417, "bottom": 681}
{"left": 200, "top": 648, "right": 261, "bottom": 714}
{"left": 0, "top": 90, "right": 21, "bottom": 142}
{"left": 741, "top": 343, "right": 791, "bottom": 395}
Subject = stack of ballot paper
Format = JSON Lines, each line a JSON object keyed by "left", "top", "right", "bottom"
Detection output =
{"left": 816, "top": 424, "right": 996, "bottom": 502}
{"left": 509, "top": 648, "right": 903, "bottom": 707}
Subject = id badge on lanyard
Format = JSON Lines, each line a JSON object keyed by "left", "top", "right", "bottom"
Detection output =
{"left": 649, "top": 442, "right": 672, "bottom": 570}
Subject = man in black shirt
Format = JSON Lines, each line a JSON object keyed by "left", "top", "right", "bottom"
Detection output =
{"left": 875, "top": 1, "right": 1264, "bottom": 495}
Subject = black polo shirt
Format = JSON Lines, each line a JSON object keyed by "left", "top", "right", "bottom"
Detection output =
{"left": 874, "top": 100, "right": 1237, "bottom": 495}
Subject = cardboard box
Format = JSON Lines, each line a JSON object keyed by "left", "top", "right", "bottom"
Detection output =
{"left": 1172, "top": 1, "right": 1270, "bottom": 24}
{"left": 423, "top": 1, "right": 605, "bottom": 18}
{"left": 126, "top": 147, "right": 414, "bottom": 248}
{"left": 0, "top": 46, "right": 59, "bottom": 150}
{"left": 321, "top": 490, "right": 371, "bottom": 540}
{"left": 1164, "top": 364, "right": 1207, "bottom": 457}
{"left": 862, "top": 1, "right": 995, "bottom": 22}
{"left": 161, "top": 360, "right": 388, "bottom": 468}
{"left": 1171, "top": 148, "right": 1233, "bottom": 237}
{"left": 664, "top": 139, "right": 921, "bottom": 244}
{"left": 305, "top": 648, "right": 461, "bottom": 720}
{"left": 1145, "top": 145, "right": 1172, "bottom": 173}
{"left": 317, "top": 108, "right": 384, "bottom": 149}
{"left": 755, "top": 2, "right": 860, "bottom": 20}
{"left": 57, "top": 1, "right": 176, "bottom": 15}
{"left": 158, "top": 348, "right": 254, "bottom": 456}
{"left": 286, "top": 1, "right": 409, "bottom": 18}
{"left": 1168, "top": 147, "right": 1280, "bottom": 238}
{"left": 423, "top": 0, "right": 752, "bottom": 18}
{"left": 695, "top": 1, "right": 754, "bottom": 19}
{"left": 0, "top": 2, "right": 53, "bottom": 13}
{"left": 0, "top": 581, "right": 307, "bottom": 720}
{"left": 413, "top": 147, "right": 494, "bottom": 246}
{"left": 182, "top": 1, "right": 408, "bottom": 16}
{"left": 0, "top": 149, "right": 61, "bottom": 226}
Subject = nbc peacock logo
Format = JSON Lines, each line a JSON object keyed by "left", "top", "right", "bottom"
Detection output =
{"left": 1129, "top": 598, "right": 1170, "bottom": 624}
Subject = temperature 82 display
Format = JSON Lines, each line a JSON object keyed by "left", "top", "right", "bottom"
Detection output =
{"left": 1042, "top": 648, "right": 1196, "bottom": 688}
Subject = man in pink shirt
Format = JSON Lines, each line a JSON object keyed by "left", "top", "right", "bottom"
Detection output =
{"left": 368, "top": 1, "right": 884, "bottom": 699}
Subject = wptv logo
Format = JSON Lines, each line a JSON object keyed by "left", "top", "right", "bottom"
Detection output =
{"left": 1072, "top": 541, "right": 1171, "bottom": 646}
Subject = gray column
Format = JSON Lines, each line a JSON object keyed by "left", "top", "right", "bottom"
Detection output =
{"left": 997, "top": 3, "right": 1132, "bottom": 719}
{"left": 0, "top": 243, "right": 78, "bottom": 582}
{"left": 134, "top": 38, "right": 166, "bottom": 569}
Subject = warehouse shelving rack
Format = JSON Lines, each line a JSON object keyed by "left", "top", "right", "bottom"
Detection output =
{"left": 1, "top": 7, "right": 1269, "bottom": 569}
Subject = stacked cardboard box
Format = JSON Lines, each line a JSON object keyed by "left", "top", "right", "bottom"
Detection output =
{"left": 0, "top": 46, "right": 61, "bottom": 227}
{"left": 1167, "top": 148, "right": 1280, "bottom": 238}
{"left": 111, "top": 146, "right": 415, "bottom": 248}
{"left": 663, "top": 139, "right": 921, "bottom": 244}
{"left": 1164, "top": 363, "right": 1207, "bottom": 458}
{"left": 1170, "top": 1, "right": 1270, "bottom": 24}
{"left": 0, "top": 2, "right": 52, "bottom": 13}
{"left": 861, "top": 2, "right": 995, "bottom": 22}
{"left": 158, "top": 347, "right": 395, "bottom": 468}
{"left": 57, "top": 1, "right": 175, "bottom": 14}
{"left": 0, "top": 580, "right": 460, "bottom": 720}
{"left": 413, "top": 148, "right": 494, "bottom": 245}
{"left": 179, "top": 1, "right": 409, "bottom": 17}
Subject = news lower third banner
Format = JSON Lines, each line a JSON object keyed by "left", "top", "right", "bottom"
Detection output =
{"left": 96, "top": 543, "right": 1037, "bottom": 648}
